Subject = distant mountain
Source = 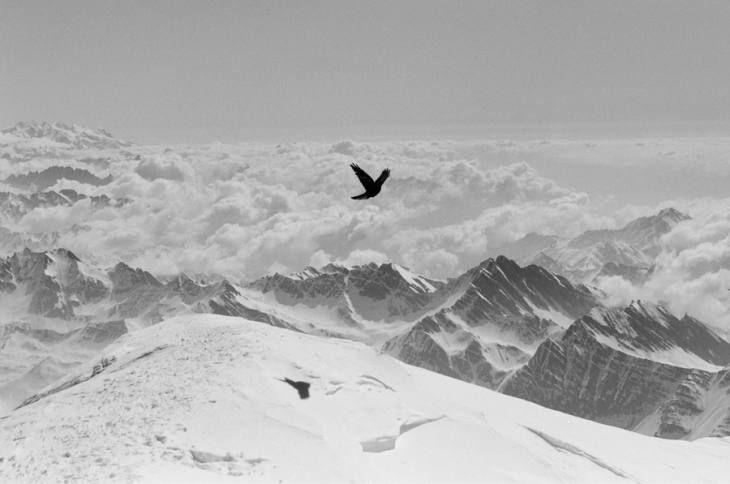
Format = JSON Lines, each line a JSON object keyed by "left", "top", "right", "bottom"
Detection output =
{"left": 573, "top": 208, "right": 689, "bottom": 257}
{"left": 248, "top": 262, "right": 445, "bottom": 329}
{"left": 496, "top": 232, "right": 560, "bottom": 263}
{"left": 0, "top": 189, "right": 124, "bottom": 219}
{"left": 1, "top": 121, "right": 130, "bottom": 150}
{"left": 2, "top": 245, "right": 729, "bottom": 440}
{"left": 3, "top": 167, "right": 113, "bottom": 191}
{"left": 501, "top": 301, "right": 730, "bottom": 439}
{"left": 498, "top": 208, "right": 690, "bottom": 283}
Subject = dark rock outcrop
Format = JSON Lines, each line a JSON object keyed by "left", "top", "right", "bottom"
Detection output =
{"left": 500, "top": 302, "right": 730, "bottom": 439}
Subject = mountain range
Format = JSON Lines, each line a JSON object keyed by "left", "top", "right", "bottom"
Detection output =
{"left": 1, "top": 121, "right": 131, "bottom": 151}
{"left": 1, "top": 121, "right": 728, "bottom": 483}
{"left": 2, "top": 243, "right": 729, "bottom": 441}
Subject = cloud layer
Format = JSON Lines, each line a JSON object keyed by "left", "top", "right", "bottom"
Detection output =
{"left": 9, "top": 142, "right": 630, "bottom": 281}
{"left": 598, "top": 204, "right": 730, "bottom": 334}
{"left": 4, "top": 136, "right": 730, "bottom": 331}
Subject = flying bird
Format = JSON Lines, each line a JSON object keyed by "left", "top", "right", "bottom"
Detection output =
{"left": 350, "top": 163, "right": 390, "bottom": 200}
{"left": 279, "top": 378, "right": 311, "bottom": 399}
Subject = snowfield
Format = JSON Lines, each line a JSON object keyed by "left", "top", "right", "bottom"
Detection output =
{"left": 1, "top": 315, "right": 729, "bottom": 483}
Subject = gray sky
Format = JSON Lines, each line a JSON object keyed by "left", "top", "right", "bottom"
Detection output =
{"left": 3, "top": 0, "right": 730, "bottom": 143}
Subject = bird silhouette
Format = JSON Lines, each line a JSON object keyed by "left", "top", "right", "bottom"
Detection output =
{"left": 350, "top": 163, "right": 390, "bottom": 200}
{"left": 280, "top": 378, "right": 311, "bottom": 399}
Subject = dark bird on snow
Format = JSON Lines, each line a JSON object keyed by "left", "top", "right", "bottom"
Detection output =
{"left": 350, "top": 163, "right": 390, "bottom": 200}
{"left": 280, "top": 378, "right": 311, "bottom": 399}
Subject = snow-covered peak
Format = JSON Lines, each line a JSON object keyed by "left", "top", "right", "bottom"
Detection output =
{"left": 621, "top": 207, "right": 690, "bottom": 236}
{"left": 496, "top": 233, "right": 562, "bottom": 264}
{"left": 289, "top": 266, "right": 322, "bottom": 280}
{"left": 1, "top": 121, "right": 130, "bottom": 149}
{"left": 390, "top": 263, "right": 439, "bottom": 293}
{"left": 495, "top": 208, "right": 692, "bottom": 283}
{"left": 476, "top": 255, "right": 520, "bottom": 278}
{"left": 656, "top": 207, "right": 690, "bottom": 224}
{"left": 2, "top": 314, "right": 728, "bottom": 482}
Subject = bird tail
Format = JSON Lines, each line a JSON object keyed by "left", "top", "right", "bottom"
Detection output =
{"left": 351, "top": 192, "right": 369, "bottom": 200}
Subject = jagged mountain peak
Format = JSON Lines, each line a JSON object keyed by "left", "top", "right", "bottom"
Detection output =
{"left": 290, "top": 266, "right": 322, "bottom": 280}
{"left": 588, "top": 300, "right": 670, "bottom": 331}
{"left": 269, "top": 260, "right": 442, "bottom": 293}
{"left": 320, "top": 262, "right": 348, "bottom": 273}
{"left": 621, "top": 207, "right": 690, "bottom": 234}
{"left": 352, "top": 261, "right": 441, "bottom": 293}
{"left": 483, "top": 255, "right": 519, "bottom": 271}
{"left": 470, "top": 255, "right": 565, "bottom": 287}
{"left": 657, "top": 207, "right": 689, "bottom": 222}
{"left": 579, "top": 301, "right": 730, "bottom": 368}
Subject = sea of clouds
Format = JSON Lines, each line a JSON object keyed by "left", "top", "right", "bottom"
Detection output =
{"left": 3, "top": 136, "right": 730, "bottom": 330}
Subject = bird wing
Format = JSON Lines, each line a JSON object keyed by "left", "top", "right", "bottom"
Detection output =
{"left": 374, "top": 168, "right": 390, "bottom": 186}
{"left": 350, "top": 163, "right": 375, "bottom": 190}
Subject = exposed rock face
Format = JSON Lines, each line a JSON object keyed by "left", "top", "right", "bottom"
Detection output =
{"left": 447, "top": 257, "right": 597, "bottom": 340}
{"left": 250, "top": 265, "right": 348, "bottom": 310}
{"left": 0, "top": 248, "right": 296, "bottom": 326}
{"left": 108, "top": 262, "right": 167, "bottom": 319}
{"left": 500, "top": 301, "right": 730, "bottom": 439}
{"left": 249, "top": 262, "right": 444, "bottom": 324}
{"left": 383, "top": 256, "right": 599, "bottom": 389}
{"left": 2, "top": 245, "right": 729, "bottom": 441}
{"left": 347, "top": 263, "right": 443, "bottom": 321}
{"left": 1, "top": 248, "right": 108, "bottom": 318}
{"left": 250, "top": 255, "right": 599, "bottom": 390}
{"left": 208, "top": 281, "right": 298, "bottom": 331}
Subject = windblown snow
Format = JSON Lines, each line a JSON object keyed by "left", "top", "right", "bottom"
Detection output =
{"left": 1, "top": 315, "right": 728, "bottom": 483}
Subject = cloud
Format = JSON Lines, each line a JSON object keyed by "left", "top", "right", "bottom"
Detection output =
{"left": 10, "top": 137, "right": 620, "bottom": 282}
{"left": 597, "top": 206, "right": 730, "bottom": 333}
{"left": 338, "top": 249, "right": 390, "bottom": 267}
{"left": 329, "top": 140, "right": 358, "bottom": 156}
{"left": 134, "top": 153, "right": 188, "bottom": 181}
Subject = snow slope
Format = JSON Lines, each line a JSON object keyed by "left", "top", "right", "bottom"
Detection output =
{"left": 1, "top": 314, "right": 728, "bottom": 483}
